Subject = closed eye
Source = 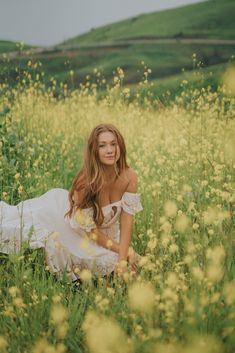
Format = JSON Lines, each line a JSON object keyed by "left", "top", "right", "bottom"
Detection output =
{"left": 99, "top": 143, "right": 116, "bottom": 147}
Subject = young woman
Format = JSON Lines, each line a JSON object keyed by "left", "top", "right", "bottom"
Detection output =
{"left": 0, "top": 123, "right": 144, "bottom": 281}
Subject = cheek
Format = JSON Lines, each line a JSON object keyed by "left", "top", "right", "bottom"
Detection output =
{"left": 116, "top": 146, "right": 120, "bottom": 157}
{"left": 98, "top": 148, "right": 103, "bottom": 158}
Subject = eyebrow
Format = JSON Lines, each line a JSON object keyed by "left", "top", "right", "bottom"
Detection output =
{"left": 98, "top": 140, "right": 116, "bottom": 143}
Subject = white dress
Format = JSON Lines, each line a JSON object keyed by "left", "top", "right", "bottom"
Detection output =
{"left": 0, "top": 188, "right": 143, "bottom": 281}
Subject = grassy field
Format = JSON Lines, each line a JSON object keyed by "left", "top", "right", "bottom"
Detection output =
{"left": 0, "top": 66, "right": 235, "bottom": 352}
{"left": 0, "top": 47, "right": 234, "bottom": 105}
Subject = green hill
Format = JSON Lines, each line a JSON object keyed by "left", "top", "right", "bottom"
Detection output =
{"left": 0, "top": 40, "right": 19, "bottom": 53}
{"left": 60, "top": 0, "right": 235, "bottom": 46}
{"left": 0, "top": 40, "right": 32, "bottom": 53}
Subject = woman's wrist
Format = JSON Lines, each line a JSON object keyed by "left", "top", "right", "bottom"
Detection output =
{"left": 118, "top": 254, "right": 128, "bottom": 268}
{"left": 119, "top": 246, "right": 135, "bottom": 261}
{"left": 104, "top": 239, "right": 120, "bottom": 254}
{"left": 92, "top": 229, "right": 120, "bottom": 254}
{"left": 118, "top": 252, "right": 127, "bottom": 260}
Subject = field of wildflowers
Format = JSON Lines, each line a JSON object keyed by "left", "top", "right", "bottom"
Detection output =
{"left": 0, "top": 63, "right": 235, "bottom": 353}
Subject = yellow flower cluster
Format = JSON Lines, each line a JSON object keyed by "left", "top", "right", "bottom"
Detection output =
{"left": 74, "top": 209, "right": 94, "bottom": 227}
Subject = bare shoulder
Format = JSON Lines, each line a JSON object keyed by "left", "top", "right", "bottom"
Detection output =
{"left": 121, "top": 167, "right": 139, "bottom": 193}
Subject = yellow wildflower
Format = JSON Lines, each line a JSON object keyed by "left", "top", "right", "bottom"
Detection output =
{"left": 0, "top": 336, "right": 8, "bottom": 351}
{"left": 80, "top": 269, "right": 92, "bottom": 282}
{"left": 82, "top": 310, "right": 132, "bottom": 353}
{"left": 50, "top": 303, "right": 68, "bottom": 325}
{"left": 128, "top": 281, "right": 155, "bottom": 314}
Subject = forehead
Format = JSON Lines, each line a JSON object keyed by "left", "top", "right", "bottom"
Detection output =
{"left": 98, "top": 131, "right": 117, "bottom": 142}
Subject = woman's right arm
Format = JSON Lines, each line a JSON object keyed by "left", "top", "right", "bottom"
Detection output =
{"left": 91, "top": 228, "right": 120, "bottom": 254}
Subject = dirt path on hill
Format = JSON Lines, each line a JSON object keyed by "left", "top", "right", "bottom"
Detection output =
{"left": 1, "top": 38, "right": 235, "bottom": 59}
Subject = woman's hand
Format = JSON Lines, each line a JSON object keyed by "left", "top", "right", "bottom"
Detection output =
{"left": 127, "top": 248, "right": 142, "bottom": 272}
{"left": 114, "top": 249, "right": 142, "bottom": 279}
{"left": 114, "top": 259, "right": 128, "bottom": 279}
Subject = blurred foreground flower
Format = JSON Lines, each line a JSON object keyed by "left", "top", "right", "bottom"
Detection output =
{"left": 206, "top": 245, "right": 226, "bottom": 282}
{"left": 82, "top": 310, "right": 133, "bottom": 353}
{"left": 223, "top": 67, "right": 235, "bottom": 95}
{"left": 223, "top": 282, "right": 235, "bottom": 305}
{"left": 50, "top": 303, "right": 68, "bottom": 325}
{"left": 80, "top": 269, "right": 92, "bottom": 282}
{"left": 32, "top": 338, "right": 66, "bottom": 353}
{"left": 184, "top": 334, "right": 223, "bottom": 353}
{"left": 164, "top": 200, "right": 178, "bottom": 218}
{"left": 128, "top": 281, "right": 155, "bottom": 314}
{"left": 175, "top": 213, "right": 190, "bottom": 232}
{"left": 0, "top": 336, "right": 8, "bottom": 351}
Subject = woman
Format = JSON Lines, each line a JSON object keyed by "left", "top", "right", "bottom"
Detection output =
{"left": 0, "top": 123, "right": 143, "bottom": 281}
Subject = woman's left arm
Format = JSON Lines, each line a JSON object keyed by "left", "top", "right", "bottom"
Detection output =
{"left": 118, "top": 210, "right": 134, "bottom": 262}
{"left": 118, "top": 169, "right": 138, "bottom": 263}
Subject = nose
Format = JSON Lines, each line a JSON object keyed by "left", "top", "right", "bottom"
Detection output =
{"left": 107, "top": 145, "right": 115, "bottom": 154}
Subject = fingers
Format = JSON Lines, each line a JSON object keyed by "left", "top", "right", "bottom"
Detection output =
{"left": 114, "top": 253, "right": 142, "bottom": 280}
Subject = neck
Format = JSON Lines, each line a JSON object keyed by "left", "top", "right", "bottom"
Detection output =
{"left": 103, "top": 165, "right": 117, "bottom": 182}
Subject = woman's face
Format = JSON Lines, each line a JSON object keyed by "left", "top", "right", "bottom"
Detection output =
{"left": 97, "top": 131, "right": 120, "bottom": 166}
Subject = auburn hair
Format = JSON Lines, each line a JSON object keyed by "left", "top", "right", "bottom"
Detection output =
{"left": 64, "top": 123, "right": 129, "bottom": 226}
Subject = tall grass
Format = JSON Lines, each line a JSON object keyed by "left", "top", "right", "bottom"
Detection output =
{"left": 0, "top": 63, "right": 235, "bottom": 353}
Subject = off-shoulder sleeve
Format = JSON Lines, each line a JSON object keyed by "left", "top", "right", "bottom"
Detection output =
{"left": 121, "top": 192, "right": 143, "bottom": 215}
{"left": 68, "top": 208, "right": 96, "bottom": 233}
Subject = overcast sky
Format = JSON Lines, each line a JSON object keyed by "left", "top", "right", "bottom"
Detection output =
{"left": 0, "top": 0, "right": 205, "bottom": 46}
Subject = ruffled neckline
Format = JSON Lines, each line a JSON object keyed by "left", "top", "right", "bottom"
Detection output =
{"left": 68, "top": 191, "right": 143, "bottom": 230}
{"left": 82, "top": 191, "right": 140, "bottom": 211}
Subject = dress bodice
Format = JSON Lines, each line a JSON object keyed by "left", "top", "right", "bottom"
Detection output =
{"left": 67, "top": 191, "right": 143, "bottom": 232}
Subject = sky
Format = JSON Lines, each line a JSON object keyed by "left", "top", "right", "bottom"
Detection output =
{"left": 0, "top": 0, "right": 205, "bottom": 47}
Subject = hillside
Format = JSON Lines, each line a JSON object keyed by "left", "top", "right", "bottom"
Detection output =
{"left": 0, "top": 40, "right": 32, "bottom": 53}
{"left": 0, "top": 40, "right": 19, "bottom": 53}
{"left": 0, "top": 0, "right": 234, "bottom": 101}
{"left": 60, "top": 0, "right": 235, "bottom": 47}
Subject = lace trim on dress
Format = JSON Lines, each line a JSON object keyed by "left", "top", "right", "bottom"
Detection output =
{"left": 121, "top": 192, "right": 144, "bottom": 215}
{"left": 69, "top": 209, "right": 96, "bottom": 232}
{"left": 67, "top": 191, "right": 143, "bottom": 232}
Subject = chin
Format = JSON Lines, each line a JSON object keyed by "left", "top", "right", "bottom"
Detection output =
{"left": 102, "top": 160, "right": 115, "bottom": 165}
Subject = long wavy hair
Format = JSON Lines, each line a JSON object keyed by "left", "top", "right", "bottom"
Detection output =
{"left": 64, "top": 123, "right": 129, "bottom": 227}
